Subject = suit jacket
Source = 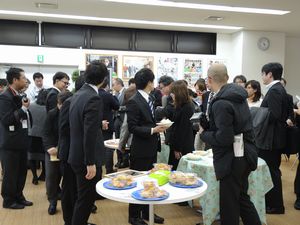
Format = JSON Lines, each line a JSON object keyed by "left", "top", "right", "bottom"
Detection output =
{"left": 261, "top": 82, "right": 288, "bottom": 150}
{"left": 43, "top": 107, "right": 59, "bottom": 151}
{"left": 127, "top": 91, "right": 161, "bottom": 158}
{"left": 46, "top": 88, "right": 59, "bottom": 112}
{"left": 58, "top": 97, "right": 71, "bottom": 161}
{"left": 68, "top": 84, "right": 105, "bottom": 166}
{"left": 28, "top": 102, "right": 47, "bottom": 137}
{"left": 0, "top": 87, "right": 29, "bottom": 150}
{"left": 287, "top": 93, "right": 295, "bottom": 123}
{"left": 98, "top": 88, "right": 120, "bottom": 133}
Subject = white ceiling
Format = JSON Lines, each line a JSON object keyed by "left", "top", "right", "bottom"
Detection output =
{"left": 0, "top": 0, "right": 300, "bottom": 37}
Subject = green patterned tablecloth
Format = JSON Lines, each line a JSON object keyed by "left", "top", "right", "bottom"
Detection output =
{"left": 177, "top": 156, "right": 273, "bottom": 225}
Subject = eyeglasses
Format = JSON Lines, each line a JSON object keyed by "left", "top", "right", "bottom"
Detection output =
{"left": 61, "top": 80, "right": 70, "bottom": 86}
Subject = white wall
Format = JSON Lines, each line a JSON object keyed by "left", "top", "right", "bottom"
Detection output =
{"left": 241, "top": 31, "right": 286, "bottom": 84}
{"left": 284, "top": 37, "right": 300, "bottom": 98}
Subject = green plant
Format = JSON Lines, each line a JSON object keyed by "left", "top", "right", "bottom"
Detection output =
{"left": 71, "top": 69, "right": 79, "bottom": 82}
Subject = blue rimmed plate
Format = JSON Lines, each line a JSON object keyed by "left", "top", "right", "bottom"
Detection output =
{"left": 131, "top": 189, "right": 169, "bottom": 201}
{"left": 103, "top": 181, "right": 137, "bottom": 190}
{"left": 169, "top": 180, "right": 203, "bottom": 188}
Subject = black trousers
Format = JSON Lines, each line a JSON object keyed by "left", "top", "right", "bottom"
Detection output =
{"left": 258, "top": 148, "right": 284, "bottom": 208}
{"left": 1, "top": 149, "right": 28, "bottom": 206}
{"left": 71, "top": 165, "right": 101, "bottom": 225}
{"left": 61, "top": 161, "right": 77, "bottom": 225}
{"left": 103, "top": 131, "right": 114, "bottom": 174}
{"left": 294, "top": 159, "right": 300, "bottom": 197}
{"left": 45, "top": 153, "right": 61, "bottom": 205}
{"left": 219, "top": 158, "right": 261, "bottom": 225}
{"left": 129, "top": 155, "right": 157, "bottom": 219}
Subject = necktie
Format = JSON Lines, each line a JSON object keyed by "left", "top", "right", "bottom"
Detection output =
{"left": 206, "top": 92, "right": 215, "bottom": 120}
{"left": 148, "top": 96, "right": 154, "bottom": 117}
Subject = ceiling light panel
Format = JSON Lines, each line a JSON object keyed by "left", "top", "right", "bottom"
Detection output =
{"left": 103, "top": 0, "right": 290, "bottom": 15}
{"left": 0, "top": 10, "right": 242, "bottom": 30}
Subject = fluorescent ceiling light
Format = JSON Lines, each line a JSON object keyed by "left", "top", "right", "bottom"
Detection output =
{"left": 0, "top": 10, "right": 242, "bottom": 30}
{"left": 104, "top": 0, "right": 290, "bottom": 15}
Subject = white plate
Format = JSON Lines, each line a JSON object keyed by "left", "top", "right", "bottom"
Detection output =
{"left": 156, "top": 122, "right": 174, "bottom": 128}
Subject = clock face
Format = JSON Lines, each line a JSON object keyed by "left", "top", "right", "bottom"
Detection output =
{"left": 258, "top": 37, "right": 270, "bottom": 51}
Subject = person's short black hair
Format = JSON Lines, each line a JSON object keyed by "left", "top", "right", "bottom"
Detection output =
{"left": 261, "top": 62, "right": 283, "bottom": 80}
{"left": 6, "top": 67, "right": 24, "bottom": 84}
{"left": 134, "top": 68, "right": 155, "bottom": 90}
{"left": 36, "top": 88, "right": 49, "bottom": 106}
{"left": 75, "top": 74, "right": 86, "bottom": 92}
{"left": 245, "top": 80, "right": 262, "bottom": 102}
{"left": 128, "top": 78, "right": 135, "bottom": 86}
{"left": 0, "top": 78, "right": 8, "bottom": 87}
{"left": 99, "top": 77, "right": 109, "bottom": 89}
{"left": 33, "top": 72, "right": 43, "bottom": 80}
{"left": 233, "top": 75, "right": 247, "bottom": 83}
{"left": 85, "top": 60, "right": 108, "bottom": 86}
{"left": 114, "top": 78, "right": 124, "bottom": 87}
{"left": 57, "top": 91, "right": 73, "bottom": 105}
{"left": 53, "top": 72, "right": 69, "bottom": 85}
{"left": 158, "top": 75, "right": 174, "bottom": 86}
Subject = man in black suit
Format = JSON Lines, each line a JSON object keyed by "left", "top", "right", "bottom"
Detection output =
{"left": 68, "top": 61, "right": 108, "bottom": 225}
{"left": 98, "top": 77, "right": 120, "bottom": 174}
{"left": 259, "top": 62, "right": 288, "bottom": 214}
{"left": 280, "top": 78, "right": 295, "bottom": 126}
{"left": 46, "top": 72, "right": 70, "bottom": 112}
{"left": 127, "top": 68, "right": 167, "bottom": 225}
{"left": 0, "top": 67, "right": 33, "bottom": 209}
{"left": 44, "top": 71, "right": 69, "bottom": 215}
{"left": 200, "top": 64, "right": 261, "bottom": 225}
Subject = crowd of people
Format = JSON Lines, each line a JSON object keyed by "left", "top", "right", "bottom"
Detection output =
{"left": 0, "top": 61, "right": 299, "bottom": 225}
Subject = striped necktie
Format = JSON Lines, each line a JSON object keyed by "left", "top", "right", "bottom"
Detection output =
{"left": 148, "top": 96, "right": 154, "bottom": 117}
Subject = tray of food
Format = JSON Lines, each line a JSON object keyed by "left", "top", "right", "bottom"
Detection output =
{"left": 103, "top": 174, "right": 137, "bottom": 190}
{"left": 131, "top": 180, "right": 169, "bottom": 201}
{"left": 169, "top": 172, "right": 203, "bottom": 188}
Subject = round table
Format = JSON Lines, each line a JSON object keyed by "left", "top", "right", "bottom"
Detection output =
{"left": 96, "top": 175, "right": 207, "bottom": 225}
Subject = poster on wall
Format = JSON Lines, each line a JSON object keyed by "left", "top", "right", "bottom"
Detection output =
{"left": 157, "top": 57, "right": 179, "bottom": 80}
{"left": 122, "top": 56, "right": 154, "bottom": 80}
{"left": 85, "top": 54, "right": 118, "bottom": 78}
{"left": 183, "top": 59, "right": 203, "bottom": 86}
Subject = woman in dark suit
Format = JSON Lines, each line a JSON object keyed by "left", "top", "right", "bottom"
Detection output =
{"left": 168, "top": 80, "right": 194, "bottom": 170}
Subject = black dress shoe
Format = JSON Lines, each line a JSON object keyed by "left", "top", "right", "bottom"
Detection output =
{"left": 87, "top": 223, "right": 96, "bottom": 225}
{"left": 48, "top": 204, "right": 57, "bottom": 215}
{"left": 38, "top": 174, "right": 45, "bottom": 181}
{"left": 91, "top": 204, "right": 97, "bottom": 214}
{"left": 32, "top": 178, "right": 39, "bottom": 185}
{"left": 143, "top": 214, "right": 164, "bottom": 224}
{"left": 294, "top": 199, "right": 300, "bottom": 210}
{"left": 266, "top": 206, "right": 285, "bottom": 214}
{"left": 176, "top": 201, "right": 189, "bottom": 206}
{"left": 3, "top": 202, "right": 25, "bottom": 209}
{"left": 18, "top": 200, "right": 33, "bottom": 206}
{"left": 128, "top": 217, "right": 148, "bottom": 225}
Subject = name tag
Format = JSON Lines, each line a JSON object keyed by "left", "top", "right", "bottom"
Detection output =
{"left": 22, "top": 120, "right": 28, "bottom": 129}
{"left": 9, "top": 126, "right": 15, "bottom": 131}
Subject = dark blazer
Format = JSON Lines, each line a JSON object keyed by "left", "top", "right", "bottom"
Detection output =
{"left": 58, "top": 97, "right": 71, "bottom": 161}
{"left": 169, "top": 102, "right": 195, "bottom": 155}
{"left": 43, "top": 107, "right": 59, "bottom": 150}
{"left": 261, "top": 82, "right": 288, "bottom": 149}
{"left": 287, "top": 93, "right": 295, "bottom": 123}
{"left": 68, "top": 84, "right": 105, "bottom": 166}
{"left": 127, "top": 91, "right": 161, "bottom": 158}
{"left": 0, "top": 88, "right": 29, "bottom": 150}
{"left": 46, "top": 88, "right": 59, "bottom": 112}
{"left": 98, "top": 88, "right": 120, "bottom": 133}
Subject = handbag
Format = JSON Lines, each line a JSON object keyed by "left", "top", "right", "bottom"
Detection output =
{"left": 284, "top": 126, "right": 300, "bottom": 155}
